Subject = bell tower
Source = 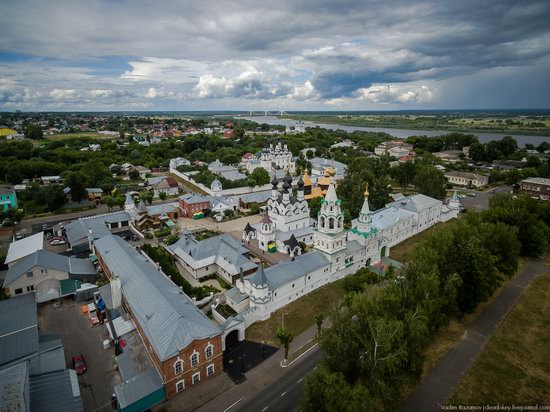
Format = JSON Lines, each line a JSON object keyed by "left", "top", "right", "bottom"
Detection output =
{"left": 313, "top": 184, "right": 347, "bottom": 256}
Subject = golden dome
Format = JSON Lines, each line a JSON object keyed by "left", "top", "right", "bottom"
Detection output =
{"left": 364, "top": 182, "right": 369, "bottom": 198}
{"left": 324, "top": 167, "right": 336, "bottom": 177}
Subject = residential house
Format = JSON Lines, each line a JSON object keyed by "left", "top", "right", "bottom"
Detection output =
{"left": 148, "top": 176, "right": 179, "bottom": 197}
{"left": 520, "top": 177, "right": 550, "bottom": 200}
{"left": 178, "top": 193, "right": 211, "bottom": 217}
{"left": 444, "top": 171, "right": 489, "bottom": 187}
{"left": 0, "top": 185, "right": 18, "bottom": 211}
{"left": 40, "top": 176, "right": 63, "bottom": 185}
{"left": 135, "top": 166, "right": 152, "bottom": 179}
{"left": 86, "top": 188, "right": 104, "bottom": 204}
{"left": 94, "top": 235, "right": 223, "bottom": 403}
{"left": 2, "top": 250, "right": 96, "bottom": 302}
{"left": 169, "top": 157, "right": 191, "bottom": 170}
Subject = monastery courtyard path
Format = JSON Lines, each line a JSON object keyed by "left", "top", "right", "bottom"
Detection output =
{"left": 402, "top": 255, "right": 548, "bottom": 412}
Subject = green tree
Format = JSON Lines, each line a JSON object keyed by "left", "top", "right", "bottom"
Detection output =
{"left": 390, "top": 161, "right": 416, "bottom": 193}
{"left": 468, "top": 142, "right": 486, "bottom": 162}
{"left": 139, "top": 191, "right": 153, "bottom": 205}
{"left": 158, "top": 191, "right": 167, "bottom": 201}
{"left": 43, "top": 185, "right": 66, "bottom": 211}
{"left": 115, "top": 195, "right": 125, "bottom": 210}
{"left": 301, "top": 367, "right": 376, "bottom": 412}
{"left": 309, "top": 197, "right": 323, "bottom": 218}
{"left": 414, "top": 165, "right": 447, "bottom": 199}
{"left": 315, "top": 313, "right": 325, "bottom": 337}
{"left": 104, "top": 195, "right": 116, "bottom": 211}
{"left": 129, "top": 169, "right": 140, "bottom": 181}
{"left": 65, "top": 171, "right": 87, "bottom": 202}
{"left": 276, "top": 326, "right": 294, "bottom": 361}
{"left": 250, "top": 167, "right": 271, "bottom": 185}
{"left": 24, "top": 124, "right": 43, "bottom": 140}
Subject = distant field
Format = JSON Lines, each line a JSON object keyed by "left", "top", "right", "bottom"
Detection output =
{"left": 46, "top": 132, "right": 118, "bottom": 141}
{"left": 284, "top": 114, "right": 550, "bottom": 136}
{"left": 448, "top": 272, "right": 550, "bottom": 405}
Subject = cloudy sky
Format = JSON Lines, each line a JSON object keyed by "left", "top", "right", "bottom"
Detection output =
{"left": 1, "top": 0, "right": 550, "bottom": 111}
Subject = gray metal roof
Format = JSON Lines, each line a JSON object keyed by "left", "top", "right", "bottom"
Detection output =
{"left": 114, "top": 368, "right": 163, "bottom": 409}
{"left": 0, "top": 293, "right": 39, "bottom": 366}
{"left": 29, "top": 369, "right": 84, "bottom": 412}
{"left": 5, "top": 232, "right": 44, "bottom": 266}
{"left": 146, "top": 202, "right": 179, "bottom": 216}
{"left": 66, "top": 211, "right": 131, "bottom": 246}
{"left": 226, "top": 287, "right": 249, "bottom": 304}
{"left": 249, "top": 251, "right": 330, "bottom": 290}
{"left": 4, "top": 250, "right": 96, "bottom": 287}
{"left": 94, "top": 235, "right": 221, "bottom": 362}
{"left": 239, "top": 190, "right": 272, "bottom": 204}
{"left": 220, "top": 170, "right": 247, "bottom": 181}
{"left": 179, "top": 193, "right": 211, "bottom": 204}
{"left": 369, "top": 206, "right": 416, "bottom": 231}
{"left": 169, "top": 234, "right": 257, "bottom": 275}
{"left": 0, "top": 361, "right": 29, "bottom": 412}
{"left": 387, "top": 193, "right": 442, "bottom": 213}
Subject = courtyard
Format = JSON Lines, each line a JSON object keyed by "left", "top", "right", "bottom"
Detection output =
{"left": 38, "top": 298, "right": 119, "bottom": 412}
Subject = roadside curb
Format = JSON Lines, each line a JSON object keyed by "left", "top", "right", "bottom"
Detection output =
{"left": 280, "top": 341, "right": 318, "bottom": 368}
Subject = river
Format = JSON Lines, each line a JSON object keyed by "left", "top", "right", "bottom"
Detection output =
{"left": 242, "top": 116, "right": 550, "bottom": 147}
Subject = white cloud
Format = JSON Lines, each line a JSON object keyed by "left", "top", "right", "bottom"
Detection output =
{"left": 50, "top": 89, "right": 77, "bottom": 100}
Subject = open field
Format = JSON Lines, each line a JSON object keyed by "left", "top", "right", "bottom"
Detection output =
{"left": 46, "top": 132, "right": 118, "bottom": 141}
{"left": 448, "top": 271, "right": 550, "bottom": 405}
{"left": 245, "top": 278, "right": 346, "bottom": 347}
{"left": 389, "top": 220, "right": 455, "bottom": 263}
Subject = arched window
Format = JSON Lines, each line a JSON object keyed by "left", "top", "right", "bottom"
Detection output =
{"left": 320, "top": 216, "right": 325, "bottom": 227}
{"left": 191, "top": 352, "right": 199, "bottom": 367}
{"left": 329, "top": 217, "right": 334, "bottom": 230}
{"left": 176, "top": 379, "right": 185, "bottom": 392}
{"left": 205, "top": 344, "right": 214, "bottom": 359}
{"left": 174, "top": 359, "right": 183, "bottom": 375}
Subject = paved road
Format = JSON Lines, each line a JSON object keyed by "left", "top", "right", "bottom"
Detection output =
{"left": 457, "top": 185, "right": 512, "bottom": 211}
{"left": 234, "top": 348, "right": 323, "bottom": 412}
{"left": 403, "top": 256, "right": 547, "bottom": 411}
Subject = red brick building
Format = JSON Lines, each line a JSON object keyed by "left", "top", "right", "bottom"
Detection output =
{"left": 520, "top": 177, "right": 550, "bottom": 201}
{"left": 178, "top": 193, "right": 211, "bottom": 217}
{"left": 94, "top": 235, "right": 223, "bottom": 401}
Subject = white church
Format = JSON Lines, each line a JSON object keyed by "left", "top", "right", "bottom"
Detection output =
{"left": 242, "top": 174, "right": 314, "bottom": 256}
{"left": 226, "top": 183, "right": 460, "bottom": 329}
{"left": 243, "top": 141, "right": 297, "bottom": 175}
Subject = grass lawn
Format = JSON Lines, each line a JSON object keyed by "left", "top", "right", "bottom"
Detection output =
{"left": 389, "top": 220, "right": 455, "bottom": 263}
{"left": 448, "top": 272, "right": 550, "bottom": 405}
{"left": 245, "top": 279, "right": 346, "bottom": 347}
{"left": 46, "top": 132, "right": 117, "bottom": 141}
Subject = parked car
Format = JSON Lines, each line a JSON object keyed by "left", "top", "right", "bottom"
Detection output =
{"left": 467, "top": 192, "right": 477, "bottom": 197}
{"left": 50, "top": 239, "right": 67, "bottom": 246}
{"left": 490, "top": 189, "right": 496, "bottom": 194}
{"left": 72, "top": 354, "right": 87, "bottom": 375}
{"left": 42, "top": 224, "right": 48, "bottom": 231}
{"left": 15, "top": 232, "right": 23, "bottom": 240}
{"left": 46, "top": 233, "right": 53, "bottom": 240}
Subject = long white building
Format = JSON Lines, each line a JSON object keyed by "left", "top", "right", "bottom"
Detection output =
{"left": 227, "top": 183, "right": 460, "bottom": 329}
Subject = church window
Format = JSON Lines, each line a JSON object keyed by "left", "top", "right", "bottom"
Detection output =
{"left": 329, "top": 218, "right": 334, "bottom": 230}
